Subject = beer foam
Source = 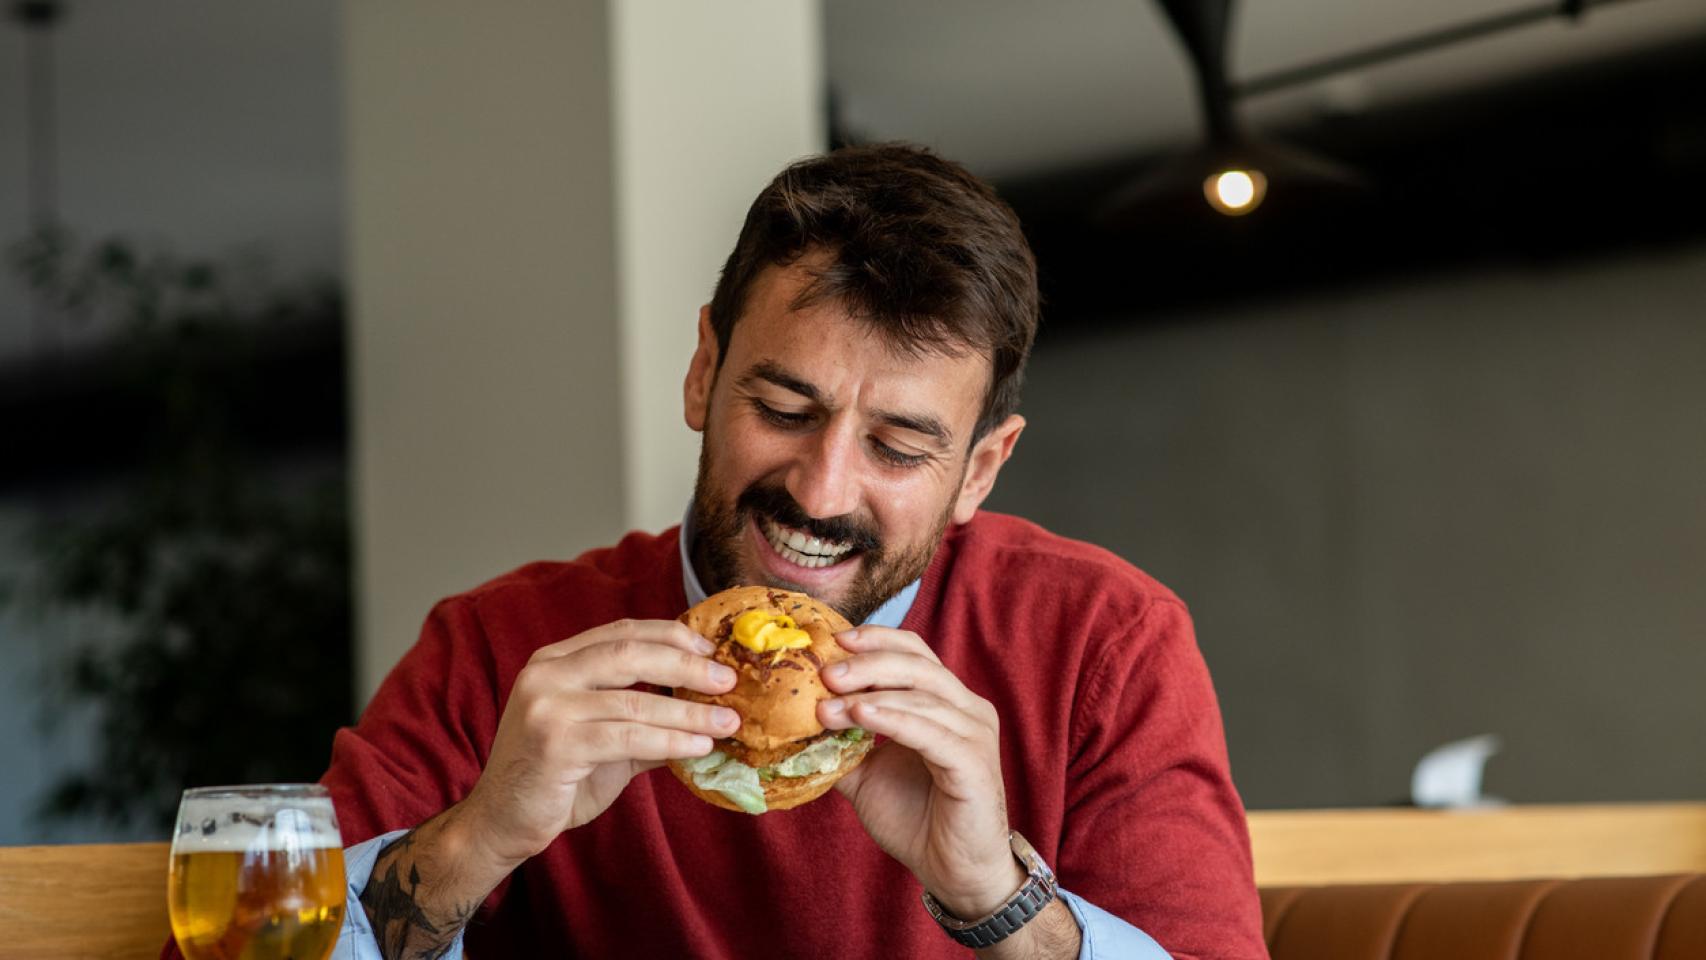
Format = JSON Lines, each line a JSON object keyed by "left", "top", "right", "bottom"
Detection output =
{"left": 174, "top": 795, "right": 343, "bottom": 852}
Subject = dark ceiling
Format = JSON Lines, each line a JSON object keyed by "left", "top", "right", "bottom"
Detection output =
{"left": 1000, "top": 30, "right": 1706, "bottom": 328}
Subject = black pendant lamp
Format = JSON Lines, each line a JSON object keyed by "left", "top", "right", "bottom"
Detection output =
{"left": 1100, "top": 0, "right": 1364, "bottom": 224}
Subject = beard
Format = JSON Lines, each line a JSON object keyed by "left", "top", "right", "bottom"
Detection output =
{"left": 688, "top": 444, "right": 954, "bottom": 625}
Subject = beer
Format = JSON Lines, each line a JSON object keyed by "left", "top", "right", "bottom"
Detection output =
{"left": 169, "top": 786, "right": 345, "bottom": 960}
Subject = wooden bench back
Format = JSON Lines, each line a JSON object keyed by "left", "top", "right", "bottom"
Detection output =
{"left": 1248, "top": 802, "right": 1706, "bottom": 886}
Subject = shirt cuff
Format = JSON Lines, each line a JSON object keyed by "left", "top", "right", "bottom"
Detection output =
{"left": 332, "top": 829, "right": 465, "bottom": 960}
{"left": 1057, "top": 887, "right": 1172, "bottom": 960}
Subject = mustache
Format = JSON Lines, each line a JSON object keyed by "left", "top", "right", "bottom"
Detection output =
{"left": 738, "top": 485, "right": 882, "bottom": 553}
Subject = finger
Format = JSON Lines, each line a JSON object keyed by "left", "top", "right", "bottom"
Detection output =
{"left": 559, "top": 722, "right": 716, "bottom": 767}
{"left": 836, "top": 701, "right": 993, "bottom": 799}
{"left": 566, "top": 689, "right": 740, "bottom": 738}
{"left": 532, "top": 639, "right": 736, "bottom": 695}
{"left": 822, "top": 651, "right": 997, "bottom": 733}
{"left": 530, "top": 619, "right": 713, "bottom": 664}
{"left": 820, "top": 689, "right": 985, "bottom": 743}
{"left": 834, "top": 626, "right": 943, "bottom": 665}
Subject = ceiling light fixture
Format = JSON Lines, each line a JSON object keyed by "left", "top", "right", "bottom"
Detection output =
{"left": 1104, "top": 0, "right": 1640, "bottom": 225}
{"left": 1100, "top": 0, "right": 1363, "bottom": 225}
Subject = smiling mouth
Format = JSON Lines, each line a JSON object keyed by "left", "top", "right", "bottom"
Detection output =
{"left": 757, "top": 515, "right": 858, "bottom": 569}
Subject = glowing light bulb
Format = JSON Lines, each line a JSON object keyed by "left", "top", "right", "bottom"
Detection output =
{"left": 1216, "top": 171, "right": 1255, "bottom": 207}
{"left": 1203, "top": 168, "right": 1267, "bottom": 216}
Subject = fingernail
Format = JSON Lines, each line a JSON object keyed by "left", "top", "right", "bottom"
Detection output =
{"left": 822, "top": 698, "right": 846, "bottom": 717}
{"left": 713, "top": 707, "right": 739, "bottom": 727}
{"left": 710, "top": 664, "right": 736, "bottom": 684}
{"left": 836, "top": 629, "right": 860, "bottom": 643}
{"left": 693, "top": 636, "right": 715, "bottom": 655}
{"left": 825, "top": 662, "right": 848, "bottom": 680}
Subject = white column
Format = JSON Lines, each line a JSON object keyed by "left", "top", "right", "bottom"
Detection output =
{"left": 344, "top": 1, "right": 823, "bottom": 701}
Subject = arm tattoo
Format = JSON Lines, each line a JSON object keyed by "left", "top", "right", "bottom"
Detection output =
{"left": 360, "top": 829, "right": 480, "bottom": 960}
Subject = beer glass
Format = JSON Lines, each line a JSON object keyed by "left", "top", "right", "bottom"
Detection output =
{"left": 168, "top": 785, "right": 346, "bottom": 960}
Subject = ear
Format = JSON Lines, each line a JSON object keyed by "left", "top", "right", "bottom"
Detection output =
{"left": 684, "top": 305, "right": 718, "bottom": 432}
{"left": 952, "top": 414, "right": 1025, "bottom": 524}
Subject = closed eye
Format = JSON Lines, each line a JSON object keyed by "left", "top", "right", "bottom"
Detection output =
{"left": 870, "top": 438, "right": 928, "bottom": 468}
{"left": 749, "top": 398, "right": 813, "bottom": 428}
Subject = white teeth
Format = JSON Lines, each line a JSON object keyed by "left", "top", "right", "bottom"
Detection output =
{"left": 760, "top": 517, "right": 854, "bottom": 569}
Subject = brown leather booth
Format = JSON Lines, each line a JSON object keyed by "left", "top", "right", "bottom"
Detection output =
{"left": 1248, "top": 804, "right": 1706, "bottom": 960}
{"left": 1260, "top": 875, "right": 1706, "bottom": 960}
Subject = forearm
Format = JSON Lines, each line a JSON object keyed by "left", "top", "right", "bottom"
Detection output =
{"left": 974, "top": 897, "right": 1082, "bottom": 960}
{"left": 359, "top": 800, "right": 515, "bottom": 959}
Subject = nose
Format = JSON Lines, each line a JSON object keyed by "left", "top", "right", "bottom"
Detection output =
{"left": 785, "top": 419, "right": 861, "bottom": 520}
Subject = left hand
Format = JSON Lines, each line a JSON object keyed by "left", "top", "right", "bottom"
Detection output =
{"left": 818, "top": 626, "right": 1025, "bottom": 919}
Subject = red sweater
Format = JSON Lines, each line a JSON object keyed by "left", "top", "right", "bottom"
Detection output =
{"left": 175, "top": 512, "right": 1266, "bottom": 959}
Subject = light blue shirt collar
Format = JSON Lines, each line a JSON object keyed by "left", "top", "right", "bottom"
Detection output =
{"left": 678, "top": 506, "right": 919, "bottom": 629}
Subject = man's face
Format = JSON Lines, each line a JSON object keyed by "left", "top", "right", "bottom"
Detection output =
{"left": 684, "top": 258, "right": 1022, "bottom": 623}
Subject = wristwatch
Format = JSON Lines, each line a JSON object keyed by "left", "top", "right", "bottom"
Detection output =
{"left": 921, "top": 831, "right": 1059, "bottom": 949}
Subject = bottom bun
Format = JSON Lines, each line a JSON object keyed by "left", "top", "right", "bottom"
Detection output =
{"left": 666, "top": 735, "right": 874, "bottom": 814}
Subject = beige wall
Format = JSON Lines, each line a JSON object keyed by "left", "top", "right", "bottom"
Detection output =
{"left": 344, "top": 1, "right": 627, "bottom": 701}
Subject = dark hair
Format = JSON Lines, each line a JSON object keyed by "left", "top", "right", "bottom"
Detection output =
{"left": 708, "top": 143, "right": 1040, "bottom": 445}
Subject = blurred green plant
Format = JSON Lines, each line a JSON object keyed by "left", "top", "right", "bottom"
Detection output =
{"left": 7, "top": 228, "right": 352, "bottom": 833}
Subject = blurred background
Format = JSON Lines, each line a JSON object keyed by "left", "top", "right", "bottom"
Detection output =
{"left": 3, "top": 0, "right": 1704, "bottom": 844}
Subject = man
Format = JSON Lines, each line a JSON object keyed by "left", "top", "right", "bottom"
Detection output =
{"left": 168, "top": 145, "right": 1265, "bottom": 959}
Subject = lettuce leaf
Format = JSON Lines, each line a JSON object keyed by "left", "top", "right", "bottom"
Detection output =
{"left": 677, "top": 750, "right": 727, "bottom": 775}
{"left": 691, "top": 758, "right": 767, "bottom": 814}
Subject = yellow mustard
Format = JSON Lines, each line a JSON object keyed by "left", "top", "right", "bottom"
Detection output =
{"left": 731, "top": 610, "right": 812, "bottom": 657}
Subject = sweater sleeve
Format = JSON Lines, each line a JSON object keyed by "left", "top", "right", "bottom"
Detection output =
{"left": 320, "top": 597, "right": 503, "bottom": 845}
{"left": 1059, "top": 598, "right": 1266, "bottom": 960}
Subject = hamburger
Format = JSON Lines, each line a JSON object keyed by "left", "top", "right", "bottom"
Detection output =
{"left": 666, "top": 585, "right": 873, "bottom": 814}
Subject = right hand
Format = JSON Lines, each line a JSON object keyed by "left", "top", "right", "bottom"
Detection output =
{"left": 458, "top": 618, "right": 739, "bottom": 868}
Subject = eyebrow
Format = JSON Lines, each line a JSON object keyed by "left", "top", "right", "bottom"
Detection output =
{"left": 738, "top": 360, "right": 955, "bottom": 450}
{"left": 740, "top": 360, "right": 821, "bottom": 403}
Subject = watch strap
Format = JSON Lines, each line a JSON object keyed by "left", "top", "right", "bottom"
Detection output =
{"left": 922, "top": 831, "right": 1059, "bottom": 949}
